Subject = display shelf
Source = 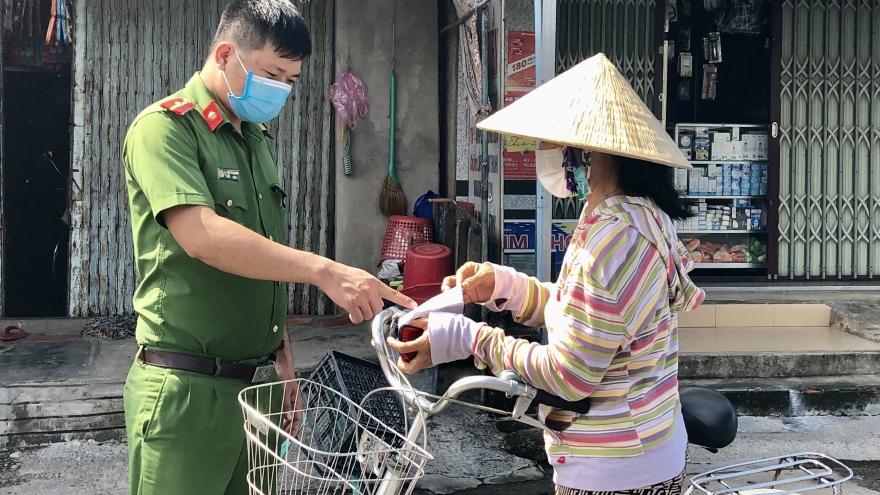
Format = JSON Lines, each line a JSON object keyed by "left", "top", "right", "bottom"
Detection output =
{"left": 682, "top": 195, "right": 765, "bottom": 199}
{"left": 688, "top": 160, "right": 768, "bottom": 165}
{"left": 678, "top": 230, "right": 766, "bottom": 234}
{"left": 674, "top": 123, "right": 772, "bottom": 275}
{"left": 676, "top": 123, "right": 769, "bottom": 129}
{"left": 694, "top": 263, "right": 767, "bottom": 269}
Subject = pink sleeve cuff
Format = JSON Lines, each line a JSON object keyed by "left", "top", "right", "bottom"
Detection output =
{"left": 483, "top": 263, "right": 529, "bottom": 316}
{"left": 428, "top": 313, "right": 485, "bottom": 365}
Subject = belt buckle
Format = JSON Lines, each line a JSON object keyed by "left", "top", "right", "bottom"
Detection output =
{"left": 252, "top": 364, "right": 274, "bottom": 383}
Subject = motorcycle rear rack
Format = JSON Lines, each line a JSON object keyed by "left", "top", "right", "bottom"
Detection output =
{"left": 685, "top": 453, "right": 853, "bottom": 495}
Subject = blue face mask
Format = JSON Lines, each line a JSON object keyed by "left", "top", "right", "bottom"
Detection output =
{"left": 223, "top": 50, "right": 292, "bottom": 123}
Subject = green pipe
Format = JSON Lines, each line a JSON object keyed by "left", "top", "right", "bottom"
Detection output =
{"left": 389, "top": 68, "right": 398, "bottom": 183}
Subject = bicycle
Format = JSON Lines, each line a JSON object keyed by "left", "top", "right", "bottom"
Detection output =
{"left": 239, "top": 306, "right": 854, "bottom": 495}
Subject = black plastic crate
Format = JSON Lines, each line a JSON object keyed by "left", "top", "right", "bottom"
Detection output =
{"left": 304, "top": 350, "right": 407, "bottom": 454}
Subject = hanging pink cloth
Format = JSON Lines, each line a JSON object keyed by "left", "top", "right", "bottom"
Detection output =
{"left": 329, "top": 72, "right": 368, "bottom": 130}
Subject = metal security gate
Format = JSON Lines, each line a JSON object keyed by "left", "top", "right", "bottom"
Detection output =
{"left": 553, "top": 0, "right": 659, "bottom": 219}
{"left": 556, "top": 0, "right": 657, "bottom": 102}
{"left": 776, "top": 0, "right": 880, "bottom": 279}
{"left": 68, "top": 0, "right": 336, "bottom": 316}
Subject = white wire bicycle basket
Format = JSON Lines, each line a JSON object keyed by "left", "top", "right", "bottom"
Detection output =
{"left": 239, "top": 378, "right": 432, "bottom": 495}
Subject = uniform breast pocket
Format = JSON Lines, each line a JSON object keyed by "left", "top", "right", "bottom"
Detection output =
{"left": 268, "top": 183, "right": 288, "bottom": 237}
{"left": 212, "top": 180, "right": 250, "bottom": 223}
{"left": 270, "top": 183, "right": 287, "bottom": 208}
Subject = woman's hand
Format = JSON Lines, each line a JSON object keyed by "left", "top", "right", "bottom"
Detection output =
{"left": 441, "top": 262, "right": 495, "bottom": 305}
{"left": 387, "top": 317, "right": 433, "bottom": 374}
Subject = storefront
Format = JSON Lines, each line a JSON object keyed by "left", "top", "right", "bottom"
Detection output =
{"left": 498, "top": 0, "right": 880, "bottom": 283}
{"left": 665, "top": 1, "right": 773, "bottom": 280}
{"left": 0, "top": 0, "right": 73, "bottom": 317}
{"left": 0, "top": 0, "right": 340, "bottom": 318}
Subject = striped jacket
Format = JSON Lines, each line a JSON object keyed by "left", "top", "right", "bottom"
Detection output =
{"left": 475, "top": 196, "right": 704, "bottom": 460}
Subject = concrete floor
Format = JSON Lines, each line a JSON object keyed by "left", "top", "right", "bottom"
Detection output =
{"left": 2, "top": 291, "right": 879, "bottom": 494}
{"left": 2, "top": 415, "right": 879, "bottom": 495}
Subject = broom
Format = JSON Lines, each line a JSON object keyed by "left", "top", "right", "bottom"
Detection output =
{"left": 379, "top": 3, "right": 407, "bottom": 217}
{"left": 379, "top": 64, "right": 407, "bottom": 216}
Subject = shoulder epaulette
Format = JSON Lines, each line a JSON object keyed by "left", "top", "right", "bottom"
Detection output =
{"left": 159, "top": 97, "right": 196, "bottom": 116}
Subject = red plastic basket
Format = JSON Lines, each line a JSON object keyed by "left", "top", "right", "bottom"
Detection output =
{"left": 380, "top": 216, "right": 434, "bottom": 262}
{"left": 403, "top": 243, "right": 453, "bottom": 289}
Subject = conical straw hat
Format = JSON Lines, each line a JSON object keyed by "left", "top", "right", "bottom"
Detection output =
{"left": 478, "top": 53, "right": 691, "bottom": 169}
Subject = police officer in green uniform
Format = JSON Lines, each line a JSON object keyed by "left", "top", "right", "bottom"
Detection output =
{"left": 122, "top": 1, "right": 415, "bottom": 494}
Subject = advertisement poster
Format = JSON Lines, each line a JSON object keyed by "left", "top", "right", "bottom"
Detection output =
{"left": 503, "top": 220, "right": 536, "bottom": 253}
{"left": 502, "top": 219, "right": 579, "bottom": 279}
{"left": 506, "top": 31, "right": 536, "bottom": 90}
{"left": 502, "top": 91, "right": 537, "bottom": 180}
{"left": 551, "top": 220, "right": 579, "bottom": 280}
{"left": 503, "top": 31, "right": 537, "bottom": 180}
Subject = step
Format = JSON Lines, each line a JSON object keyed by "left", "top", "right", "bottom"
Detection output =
{"left": 682, "top": 375, "right": 880, "bottom": 417}
{"left": 4, "top": 305, "right": 879, "bottom": 450}
{"left": 678, "top": 325, "right": 880, "bottom": 378}
{"left": 0, "top": 318, "right": 90, "bottom": 337}
{"left": 679, "top": 350, "right": 880, "bottom": 378}
{"left": 702, "top": 291, "right": 880, "bottom": 343}
{"left": 0, "top": 320, "right": 411, "bottom": 452}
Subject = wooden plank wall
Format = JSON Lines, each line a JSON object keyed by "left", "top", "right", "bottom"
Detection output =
{"left": 274, "top": 0, "right": 336, "bottom": 315}
{"left": 67, "top": 0, "right": 336, "bottom": 316}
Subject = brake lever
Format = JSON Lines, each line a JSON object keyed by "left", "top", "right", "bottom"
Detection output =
{"left": 501, "top": 370, "right": 563, "bottom": 446}
{"left": 510, "top": 402, "right": 563, "bottom": 446}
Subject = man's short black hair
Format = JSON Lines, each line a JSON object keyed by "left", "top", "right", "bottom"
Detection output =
{"left": 212, "top": 0, "right": 312, "bottom": 61}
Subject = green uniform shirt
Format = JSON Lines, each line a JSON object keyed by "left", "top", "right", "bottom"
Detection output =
{"left": 123, "top": 73, "right": 287, "bottom": 361}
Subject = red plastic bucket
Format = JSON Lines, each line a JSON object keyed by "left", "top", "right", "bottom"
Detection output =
{"left": 400, "top": 283, "right": 443, "bottom": 305}
{"left": 403, "top": 243, "right": 453, "bottom": 289}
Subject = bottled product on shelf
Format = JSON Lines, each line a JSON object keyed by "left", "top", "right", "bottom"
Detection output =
{"left": 674, "top": 163, "right": 768, "bottom": 196}
{"left": 675, "top": 198, "right": 767, "bottom": 233}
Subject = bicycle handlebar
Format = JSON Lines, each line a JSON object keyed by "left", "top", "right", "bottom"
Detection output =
{"left": 371, "top": 307, "right": 521, "bottom": 415}
{"left": 534, "top": 388, "right": 591, "bottom": 415}
{"left": 370, "top": 307, "right": 591, "bottom": 418}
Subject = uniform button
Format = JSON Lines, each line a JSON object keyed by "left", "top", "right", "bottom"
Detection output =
{"left": 259, "top": 193, "right": 263, "bottom": 200}
{"left": 272, "top": 325, "right": 279, "bottom": 333}
{"left": 269, "top": 235, "right": 274, "bottom": 241}
{"left": 226, "top": 199, "right": 233, "bottom": 207}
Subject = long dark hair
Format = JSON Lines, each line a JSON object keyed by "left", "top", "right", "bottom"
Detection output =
{"left": 614, "top": 155, "right": 693, "bottom": 221}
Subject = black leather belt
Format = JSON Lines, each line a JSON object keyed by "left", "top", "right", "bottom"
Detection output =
{"left": 138, "top": 348, "right": 276, "bottom": 383}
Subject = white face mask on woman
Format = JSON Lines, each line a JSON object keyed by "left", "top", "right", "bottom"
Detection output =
{"left": 535, "top": 145, "right": 592, "bottom": 199}
{"left": 535, "top": 147, "right": 570, "bottom": 198}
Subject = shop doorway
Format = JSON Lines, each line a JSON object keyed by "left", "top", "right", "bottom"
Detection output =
{"left": 2, "top": 62, "right": 72, "bottom": 317}
{"left": 665, "top": 1, "right": 775, "bottom": 282}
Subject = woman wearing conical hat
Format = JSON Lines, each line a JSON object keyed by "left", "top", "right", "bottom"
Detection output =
{"left": 389, "top": 54, "right": 706, "bottom": 495}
